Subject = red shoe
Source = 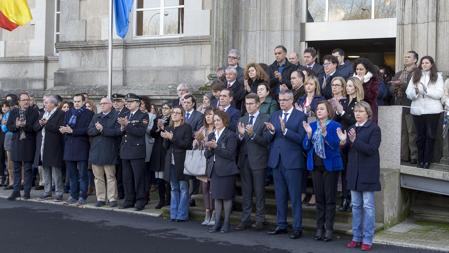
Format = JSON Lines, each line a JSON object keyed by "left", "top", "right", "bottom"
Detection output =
{"left": 361, "top": 244, "right": 372, "bottom": 251}
{"left": 346, "top": 240, "right": 362, "bottom": 248}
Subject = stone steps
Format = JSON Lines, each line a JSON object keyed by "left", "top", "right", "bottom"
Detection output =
{"left": 411, "top": 191, "right": 449, "bottom": 224}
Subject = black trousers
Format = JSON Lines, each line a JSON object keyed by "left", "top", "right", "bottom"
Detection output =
{"left": 240, "top": 159, "right": 266, "bottom": 224}
{"left": 122, "top": 159, "right": 146, "bottom": 207}
{"left": 116, "top": 160, "right": 124, "bottom": 198}
{"left": 312, "top": 168, "right": 338, "bottom": 232}
{"left": 413, "top": 113, "right": 440, "bottom": 164}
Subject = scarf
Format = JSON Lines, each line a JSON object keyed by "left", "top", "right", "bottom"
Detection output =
{"left": 354, "top": 71, "right": 373, "bottom": 83}
{"left": 312, "top": 120, "right": 330, "bottom": 159}
{"left": 68, "top": 106, "right": 86, "bottom": 128}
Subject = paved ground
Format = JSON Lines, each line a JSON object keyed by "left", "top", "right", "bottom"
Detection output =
{"left": 0, "top": 197, "right": 441, "bottom": 253}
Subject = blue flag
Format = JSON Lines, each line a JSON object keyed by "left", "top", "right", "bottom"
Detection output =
{"left": 114, "top": 0, "right": 133, "bottom": 39}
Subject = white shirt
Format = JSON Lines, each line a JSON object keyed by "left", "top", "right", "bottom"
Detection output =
{"left": 213, "top": 127, "right": 225, "bottom": 162}
{"left": 227, "top": 80, "right": 236, "bottom": 88}
{"left": 222, "top": 105, "right": 231, "bottom": 112}
{"left": 185, "top": 109, "right": 194, "bottom": 119}
{"left": 248, "top": 111, "right": 260, "bottom": 125}
{"left": 355, "top": 120, "right": 368, "bottom": 127}
{"left": 282, "top": 107, "right": 294, "bottom": 122}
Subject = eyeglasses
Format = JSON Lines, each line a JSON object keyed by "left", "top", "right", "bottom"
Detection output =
{"left": 227, "top": 56, "right": 238, "bottom": 59}
{"left": 279, "top": 99, "right": 292, "bottom": 102}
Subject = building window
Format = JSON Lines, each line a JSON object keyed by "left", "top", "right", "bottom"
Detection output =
{"left": 54, "top": 0, "right": 61, "bottom": 54}
{"left": 135, "top": 0, "right": 184, "bottom": 37}
{"left": 307, "top": 0, "right": 396, "bottom": 22}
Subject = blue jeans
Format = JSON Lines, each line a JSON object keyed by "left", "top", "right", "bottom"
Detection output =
{"left": 169, "top": 165, "right": 189, "bottom": 220}
{"left": 351, "top": 191, "right": 375, "bottom": 245}
{"left": 13, "top": 161, "right": 32, "bottom": 193}
{"left": 66, "top": 161, "right": 88, "bottom": 200}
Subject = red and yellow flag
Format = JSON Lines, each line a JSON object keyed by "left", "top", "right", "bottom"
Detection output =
{"left": 0, "top": 0, "right": 33, "bottom": 31}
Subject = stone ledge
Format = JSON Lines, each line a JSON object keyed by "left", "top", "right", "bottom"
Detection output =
{"left": 56, "top": 36, "right": 212, "bottom": 51}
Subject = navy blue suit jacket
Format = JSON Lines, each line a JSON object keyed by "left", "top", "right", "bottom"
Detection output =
{"left": 225, "top": 106, "right": 240, "bottom": 132}
{"left": 267, "top": 108, "right": 306, "bottom": 170}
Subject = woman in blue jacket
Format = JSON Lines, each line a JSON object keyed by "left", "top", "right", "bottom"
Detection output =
{"left": 303, "top": 100, "right": 346, "bottom": 242}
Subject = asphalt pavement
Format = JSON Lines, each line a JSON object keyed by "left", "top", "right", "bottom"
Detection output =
{"left": 0, "top": 199, "right": 441, "bottom": 253}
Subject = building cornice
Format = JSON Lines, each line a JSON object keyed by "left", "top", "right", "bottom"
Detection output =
{"left": 56, "top": 36, "right": 211, "bottom": 51}
{"left": 0, "top": 56, "right": 59, "bottom": 63}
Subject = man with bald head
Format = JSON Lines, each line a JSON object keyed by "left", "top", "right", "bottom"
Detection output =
{"left": 88, "top": 97, "right": 122, "bottom": 207}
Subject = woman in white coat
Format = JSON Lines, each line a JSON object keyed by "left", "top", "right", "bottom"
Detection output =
{"left": 406, "top": 56, "right": 444, "bottom": 169}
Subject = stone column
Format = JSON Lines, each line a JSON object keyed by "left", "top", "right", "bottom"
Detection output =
{"left": 396, "top": 0, "right": 449, "bottom": 74}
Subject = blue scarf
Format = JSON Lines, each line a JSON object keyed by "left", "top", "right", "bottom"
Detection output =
{"left": 68, "top": 106, "right": 86, "bottom": 128}
{"left": 312, "top": 120, "right": 330, "bottom": 159}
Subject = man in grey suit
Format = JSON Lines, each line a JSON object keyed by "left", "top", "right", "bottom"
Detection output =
{"left": 182, "top": 94, "right": 204, "bottom": 206}
{"left": 234, "top": 93, "right": 271, "bottom": 231}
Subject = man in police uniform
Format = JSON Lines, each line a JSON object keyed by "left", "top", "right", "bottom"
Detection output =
{"left": 112, "top": 93, "right": 129, "bottom": 199}
{"left": 118, "top": 93, "right": 149, "bottom": 211}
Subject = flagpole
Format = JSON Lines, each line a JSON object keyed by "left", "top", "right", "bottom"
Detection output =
{"left": 107, "top": 0, "right": 113, "bottom": 98}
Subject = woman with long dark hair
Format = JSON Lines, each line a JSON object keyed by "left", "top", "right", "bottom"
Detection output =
{"left": 406, "top": 56, "right": 444, "bottom": 169}
{"left": 353, "top": 58, "right": 380, "bottom": 122}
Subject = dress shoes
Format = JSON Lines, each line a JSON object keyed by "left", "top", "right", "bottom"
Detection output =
{"left": 323, "top": 230, "right": 333, "bottom": 242}
{"left": 361, "top": 243, "right": 372, "bottom": 251}
{"left": 220, "top": 223, "right": 230, "bottom": 233}
{"left": 267, "top": 227, "right": 288, "bottom": 235}
{"left": 7, "top": 191, "right": 20, "bottom": 201}
{"left": 346, "top": 240, "right": 362, "bottom": 248}
{"left": 119, "top": 203, "right": 134, "bottom": 209}
{"left": 109, "top": 201, "right": 118, "bottom": 208}
{"left": 135, "top": 205, "right": 145, "bottom": 211}
{"left": 208, "top": 224, "right": 222, "bottom": 233}
{"left": 95, "top": 201, "right": 106, "bottom": 207}
{"left": 155, "top": 202, "right": 164, "bottom": 209}
{"left": 313, "top": 229, "right": 323, "bottom": 240}
{"left": 289, "top": 230, "right": 302, "bottom": 239}
{"left": 423, "top": 162, "right": 430, "bottom": 169}
{"left": 417, "top": 162, "right": 424, "bottom": 168}
{"left": 23, "top": 193, "right": 31, "bottom": 200}
{"left": 234, "top": 222, "right": 251, "bottom": 231}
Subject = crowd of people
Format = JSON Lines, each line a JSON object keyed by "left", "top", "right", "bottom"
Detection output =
{"left": 1, "top": 45, "right": 449, "bottom": 252}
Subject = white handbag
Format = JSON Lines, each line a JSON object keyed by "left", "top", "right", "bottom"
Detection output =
{"left": 183, "top": 149, "right": 207, "bottom": 176}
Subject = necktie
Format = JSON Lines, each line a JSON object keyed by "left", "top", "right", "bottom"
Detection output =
{"left": 248, "top": 115, "right": 254, "bottom": 125}
{"left": 128, "top": 113, "right": 133, "bottom": 120}
{"left": 185, "top": 112, "right": 190, "bottom": 120}
{"left": 227, "top": 82, "right": 231, "bottom": 88}
{"left": 283, "top": 112, "right": 289, "bottom": 122}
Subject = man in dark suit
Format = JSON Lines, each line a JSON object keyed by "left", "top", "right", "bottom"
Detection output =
{"left": 224, "top": 48, "right": 244, "bottom": 84}
{"left": 112, "top": 93, "right": 129, "bottom": 199}
{"left": 182, "top": 94, "right": 203, "bottom": 133}
{"left": 6, "top": 92, "right": 39, "bottom": 201}
{"left": 268, "top": 45, "right": 296, "bottom": 96}
{"left": 118, "top": 93, "right": 149, "bottom": 211}
{"left": 60, "top": 94, "right": 94, "bottom": 205}
{"left": 265, "top": 90, "right": 306, "bottom": 239}
{"left": 320, "top": 55, "right": 343, "bottom": 99}
{"left": 234, "top": 93, "right": 271, "bottom": 231}
{"left": 302, "top": 47, "right": 324, "bottom": 77}
{"left": 219, "top": 88, "right": 240, "bottom": 132}
{"left": 225, "top": 67, "right": 246, "bottom": 111}
{"left": 33, "top": 95, "right": 65, "bottom": 201}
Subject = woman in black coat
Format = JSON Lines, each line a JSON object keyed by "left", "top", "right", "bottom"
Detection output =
{"left": 161, "top": 106, "right": 193, "bottom": 222}
{"left": 344, "top": 101, "right": 381, "bottom": 251}
{"left": 205, "top": 110, "right": 239, "bottom": 233}
{"left": 149, "top": 103, "right": 172, "bottom": 209}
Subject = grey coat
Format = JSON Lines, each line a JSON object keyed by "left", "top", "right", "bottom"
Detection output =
{"left": 87, "top": 110, "right": 122, "bottom": 165}
{"left": 145, "top": 113, "right": 157, "bottom": 162}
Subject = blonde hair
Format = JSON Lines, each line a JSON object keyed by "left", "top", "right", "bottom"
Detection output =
{"left": 347, "top": 77, "right": 364, "bottom": 102}
{"left": 354, "top": 101, "right": 373, "bottom": 119}
{"left": 331, "top": 76, "right": 347, "bottom": 97}
{"left": 305, "top": 76, "right": 321, "bottom": 96}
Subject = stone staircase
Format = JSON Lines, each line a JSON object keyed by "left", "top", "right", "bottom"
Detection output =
{"left": 162, "top": 182, "right": 384, "bottom": 235}
{"left": 410, "top": 191, "right": 449, "bottom": 224}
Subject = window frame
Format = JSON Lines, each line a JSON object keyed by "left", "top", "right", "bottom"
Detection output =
{"left": 133, "top": 0, "right": 185, "bottom": 39}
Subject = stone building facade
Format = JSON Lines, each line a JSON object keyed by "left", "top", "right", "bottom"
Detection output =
{"left": 0, "top": 0, "right": 448, "bottom": 98}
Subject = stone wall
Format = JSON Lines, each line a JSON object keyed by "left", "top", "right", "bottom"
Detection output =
{"left": 396, "top": 0, "right": 449, "bottom": 75}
